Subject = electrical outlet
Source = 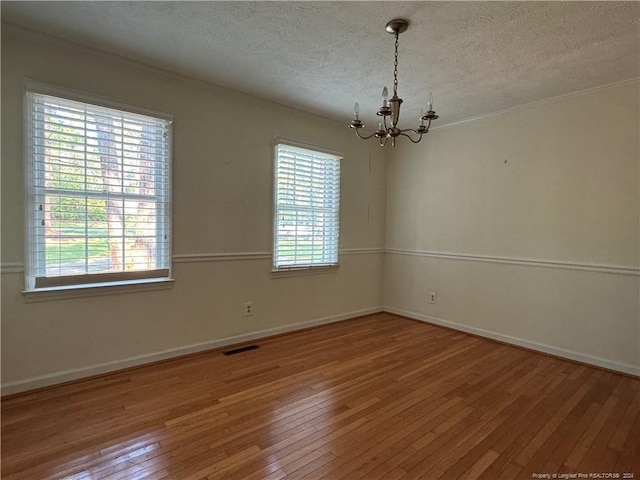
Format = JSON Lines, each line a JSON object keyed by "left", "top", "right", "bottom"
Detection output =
{"left": 244, "top": 302, "right": 253, "bottom": 316}
{"left": 429, "top": 291, "right": 437, "bottom": 304}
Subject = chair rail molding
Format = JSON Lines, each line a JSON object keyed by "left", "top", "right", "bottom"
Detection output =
{"left": 385, "top": 248, "right": 640, "bottom": 276}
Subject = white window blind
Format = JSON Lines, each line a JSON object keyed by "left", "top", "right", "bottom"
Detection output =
{"left": 274, "top": 143, "right": 341, "bottom": 270}
{"left": 25, "top": 89, "right": 172, "bottom": 290}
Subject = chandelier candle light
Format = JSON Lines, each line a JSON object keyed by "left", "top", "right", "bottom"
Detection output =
{"left": 350, "top": 18, "right": 438, "bottom": 147}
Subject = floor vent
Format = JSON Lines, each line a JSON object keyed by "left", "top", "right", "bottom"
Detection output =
{"left": 223, "top": 345, "right": 259, "bottom": 356}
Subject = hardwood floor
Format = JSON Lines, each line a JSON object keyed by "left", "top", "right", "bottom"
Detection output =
{"left": 2, "top": 313, "right": 639, "bottom": 479}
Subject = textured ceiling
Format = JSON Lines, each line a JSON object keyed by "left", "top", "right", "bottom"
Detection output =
{"left": 2, "top": 1, "right": 639, "bottom": 128}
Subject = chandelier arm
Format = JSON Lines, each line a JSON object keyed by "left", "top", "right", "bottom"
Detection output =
{"left": 399, "top": 131, "right": 423, "bottom": 144}
{"left": 379, "top": 136, "right": 389, "bottom": 147}
{"left": 398, "top": 124, "right": 432, "bottom": 135}
{"left": 354, "top": 129, "right": 377, "bottom": 140}
{"left": 402, "top": 119, "right": 433, "bottom": 135}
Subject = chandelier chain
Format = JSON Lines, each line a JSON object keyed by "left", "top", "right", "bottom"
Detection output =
{"left": 393, "top": 32, "right": 399, "bottom": 96}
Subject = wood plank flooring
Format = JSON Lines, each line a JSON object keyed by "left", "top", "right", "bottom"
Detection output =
{"left": 2, "top": 313, "right": 639, "bottom": 479}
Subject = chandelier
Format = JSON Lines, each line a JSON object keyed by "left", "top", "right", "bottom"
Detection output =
{"left": 349, "top": 18, "right": 439, "bottom": 147}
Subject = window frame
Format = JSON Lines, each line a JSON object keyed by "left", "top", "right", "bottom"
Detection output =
{"left": 23, "top": 80, "right": 174, "bottom": 298}
{"left": 272, "top": 139, "right": 342, "bottom": 275}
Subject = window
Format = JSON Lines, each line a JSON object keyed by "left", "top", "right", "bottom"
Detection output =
{"left": 24, "top": 85, "right": 172, "bottom": 292}
{"left": 273, "top": 142, "right": 341, "bottom": 271}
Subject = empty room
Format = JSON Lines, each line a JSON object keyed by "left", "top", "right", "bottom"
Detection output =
{"left": 1, "top": 2, "right": 639, "bottom": 479}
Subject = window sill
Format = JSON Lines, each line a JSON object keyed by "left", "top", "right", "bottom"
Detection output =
{"left": 270, "top": 265, "right": 339, "bottom": 279}
{"left": 22, "top": 278, "right": 175, "bottom": 303}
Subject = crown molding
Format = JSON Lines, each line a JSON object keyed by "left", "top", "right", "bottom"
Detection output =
{"left": 432, "top": 77, "right": 640, "bottom": 131}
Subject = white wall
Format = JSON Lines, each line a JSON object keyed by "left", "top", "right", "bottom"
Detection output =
{"left": 0, "top": 26, "right": 387, "bottom": 393}
{"left": 3, "top": 26, "right": 638, "bottom": 395}
{"left": 384, "top": 81, "right": 640, "bottom": 375}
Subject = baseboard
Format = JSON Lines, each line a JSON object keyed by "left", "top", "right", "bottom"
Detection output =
{"left": 383, "top": 306, "right": 640, "bottom": 377}
{"left": 6, "top": 304, "right": 634, "bottom": 395}
{"left": 1, "top": 306, "right": 383, "bottom": 396}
